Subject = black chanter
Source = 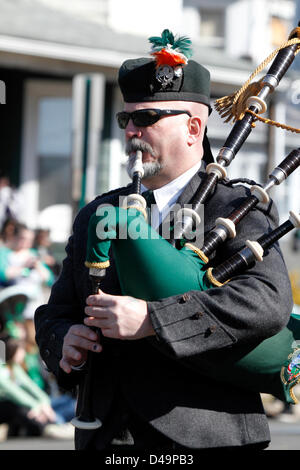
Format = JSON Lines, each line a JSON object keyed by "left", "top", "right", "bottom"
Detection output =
{"left": 70, "top": 269, "right": 106, "bottom": 429}
{"left": 70, "top": 151, "right": 146, "bottom": 429}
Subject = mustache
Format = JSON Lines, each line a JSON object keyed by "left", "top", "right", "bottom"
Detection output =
{"left": 125, "top": 138, "right": 156, "bottom": 157}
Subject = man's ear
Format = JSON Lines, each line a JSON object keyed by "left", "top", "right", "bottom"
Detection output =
{"left": 187, "top": 116, "right": 202, "bottom": 146}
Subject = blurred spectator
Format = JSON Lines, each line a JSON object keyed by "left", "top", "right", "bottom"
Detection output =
{"left": 1, "top": 301, "right": 27, "bottom": 341}
{"left": 0, "top": 218, "right": 19, "bottom": 248}
{"left": 22, "top": 319, "right": 76, "bottom": 425}
{"left": 0, "top": 335, "right": 73, "bottom": 438}
{"left": 34, "top": 229, "right": 61, "bottom": 277}
{"left": 0, "top": 293, "right": 76, "bottom": 430}
{"left": 0, "top": 224, "right": 54, "bottom": 319}
{"left": 23, "top": 318, "right": 47, "bottom": 391}
{"left": 0, "top": 174, "right": 23, "bottom": 232}
{"left": 0, "top": 224, "right": 75, "bottom": 438}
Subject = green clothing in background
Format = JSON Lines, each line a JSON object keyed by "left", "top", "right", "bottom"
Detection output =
{"left": 24, "top": 351, "right": 46, "bottom": 390}
{"left": 0, "top": 363, "right": 50, "bottom": 411}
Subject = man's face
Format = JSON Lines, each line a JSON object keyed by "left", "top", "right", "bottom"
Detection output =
{"left": 123, "top": 101, "right": 194, "bottom": 187}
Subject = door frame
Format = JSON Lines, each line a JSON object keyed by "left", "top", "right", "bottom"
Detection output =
{"left": 20, "top": 79, "right": 72, "bottom": 229}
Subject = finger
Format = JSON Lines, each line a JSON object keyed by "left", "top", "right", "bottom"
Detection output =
{"left": 84, "top": 316, "right": 112, "bottom": 330}
{"left": 63, "top": 345, "right": 84, "bottom": 362}
{"left": 69, "top": 324, "right": 98, "bottom": 341}
{"left": 59, "top": 357, "right": 72, "bottom": 374}
{"left": 84, "top": 306, "right": 110, "bottom": 318}
{"left": 84, "top": 316, "right": 101, "bottom": 328}
{"left": 65, "top": 334, "right": 102, "bottom": 353}
{"left": 86, "top": 290, "right": 117, "bottom": 307}
{"left": 101, "top": 327, "right": 118, "bottom": 339}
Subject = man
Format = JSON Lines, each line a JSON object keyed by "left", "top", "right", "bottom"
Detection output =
{"left": 35, "top": 30, "right": 292, "bottom": 452}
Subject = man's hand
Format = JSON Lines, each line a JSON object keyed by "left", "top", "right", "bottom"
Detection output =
{"left": 84, "top": 290, "right": 155, "bottom": 340}
{"left": 59, "top": 324, "right": 102, "bottom": 374}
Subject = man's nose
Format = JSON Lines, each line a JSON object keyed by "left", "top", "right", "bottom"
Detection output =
{"left": 125, "top": 119, "right": 143, "bottom": 140}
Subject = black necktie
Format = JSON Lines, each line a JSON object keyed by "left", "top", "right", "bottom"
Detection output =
{"left": 142, "top": 190, "right": 156, "bottom": 224}
{"left": 142, "top": 190, "right": 155, "bottom": 207}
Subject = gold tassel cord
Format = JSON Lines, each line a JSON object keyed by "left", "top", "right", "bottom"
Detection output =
{"left": 206, "top": 267, "right": 226, "bottom": 287}
{"left": 184, "top": 243, "right": 209, "bottom": 264}
{"left": 245, "top": 109, "right": 300, "bottom": 134}
{"left": 85, "top": 260, "right": 110, "bottom": 269}
{"left": 214, "top": 27, "right": 300, "bottom": 131}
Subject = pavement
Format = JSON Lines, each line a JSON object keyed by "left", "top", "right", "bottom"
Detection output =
{"left": 0, "top": 435, "right": 74, "bottom": 450}
{"left": 267, "top": 419, "right": 300, "bottom": 450}
{"left": 0, "top": 419, "right": 299, "bottom": 451}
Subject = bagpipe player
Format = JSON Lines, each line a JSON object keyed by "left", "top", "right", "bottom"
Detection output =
{"left": 34, "top": 30, "right": 293, "bottom": 451}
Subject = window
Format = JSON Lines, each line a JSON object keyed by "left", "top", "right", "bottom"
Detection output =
{"left": 270, "top": 17, "right": 289, "bottom": 47}
{"left": 20, "top": 80, "right": 73, "bottom": 239}
{"left": 37, "top": 97, "right": 72, "bottom": 211}
{"left": 199, "top": 8, "right": 225, "bottom": 47}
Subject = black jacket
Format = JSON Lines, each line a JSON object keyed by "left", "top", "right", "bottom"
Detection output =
{"left": 35, "top": 166, "right": 293, "bottom": 450}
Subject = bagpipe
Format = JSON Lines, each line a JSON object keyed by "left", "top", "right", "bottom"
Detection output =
{"left": 71, "top": 26, "right": 300, "bottom": 429}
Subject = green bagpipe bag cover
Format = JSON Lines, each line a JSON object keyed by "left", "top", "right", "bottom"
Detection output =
{"left": 86, "top": 206, "right": 300, "bottom": 404}
{"left": 85, "top": 206, "right": 211, "bottom": 299}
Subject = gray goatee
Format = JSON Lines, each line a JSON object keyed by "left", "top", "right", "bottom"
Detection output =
{"left": 125, "top": 138, "right": 163, "bottom": 179}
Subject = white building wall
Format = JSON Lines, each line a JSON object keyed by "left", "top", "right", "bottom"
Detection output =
{"left": 107, "top": 0, "right": 183, "bottom": 36}
{"left": 37, "top": 0, "right": 109, "bottom": 25}
{"left": 225, "top": 0, "right": 271, "bottom": 63}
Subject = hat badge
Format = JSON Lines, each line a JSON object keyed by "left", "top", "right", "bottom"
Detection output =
{"left": 148, "top": 29, "right": 193, "bottom": 89}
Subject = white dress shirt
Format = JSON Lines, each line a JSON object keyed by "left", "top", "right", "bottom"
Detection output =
{"left": 141, "top": 161, "right": 202, "bottom": 230}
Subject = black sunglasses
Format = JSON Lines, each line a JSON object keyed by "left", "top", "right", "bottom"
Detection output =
{"left": 116, "top": 108, "right": 192, "bottom": 129}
